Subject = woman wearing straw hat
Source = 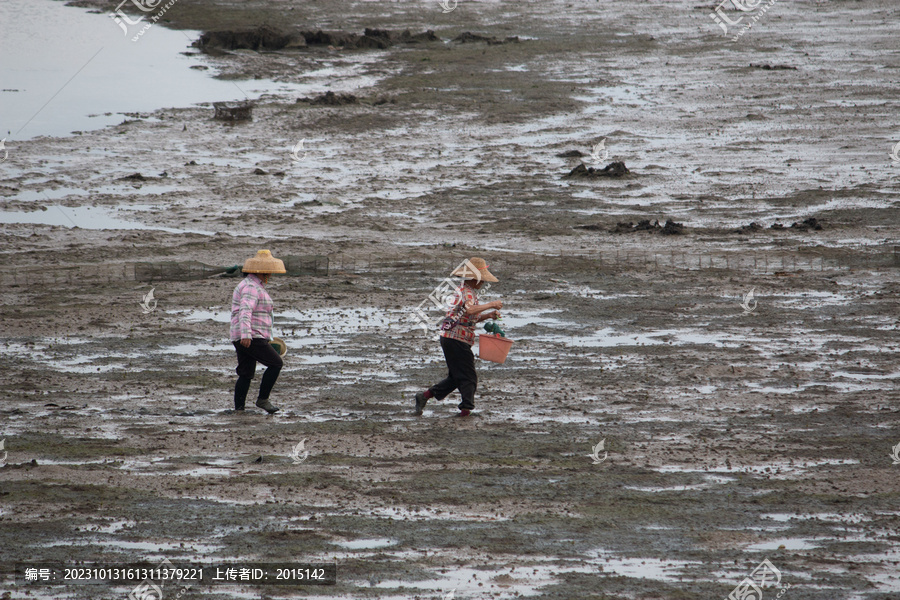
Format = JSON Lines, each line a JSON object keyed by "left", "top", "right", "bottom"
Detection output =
{"left": 414, "top": 257, "right": 502, "bottom": 417}
{"left": 230, "top": 249, "right": 287, "bottom": 414}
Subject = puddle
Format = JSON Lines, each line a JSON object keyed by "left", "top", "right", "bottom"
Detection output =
{"left": 75, "top": 520, "right": 137, "bottom": 534}
{"left": 746, "top": 538, "right": 819, "bottom": 551}
{"left": 34, "top": 458, "right": 108, "bottom": 466}
{"left": 43, "top": 538, "right": 221, "bottom": 556}
{"left": 589, "top": 550, "right": 701, "bottom": 583}
{"left": 364, "top": 506, "right": 508, "bottom": 522}
{"left": 334, "top": 538, "right": 397, "bottom": 550}
{"left": 761, "top": 513, "right": 871, "bottom": 524}
{"left": 654, "top": 459, "right": 859, "bottom": 479}
{"left": 287, "top": 409, "right": 365, "bottom": 422}
{"left": 6, "top": 184, "right": 180, "bottom": 202}
{"left": 624, "top": 474, "right": 733, "bottom": 493}
{"left": 159, "top": 342, "right": 229, "bottom": 355}
{"left": 369, "top": 550, "right": 701, "bottom": 597}
{"left": 192, "top": 496, "right": 266, "bottom": 506}
{"left": 529, "top": 326, "right": 740, "bottom": 349}
{"left": 500, "top": 309, "right": 568, "bottom": 329}
{"left": 0, "top": 205, "right": 210, "bottom": 234}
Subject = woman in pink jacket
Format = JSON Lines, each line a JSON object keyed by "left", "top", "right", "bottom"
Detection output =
{"left": 230, "top": 250, "right": 286, "bottom": 414}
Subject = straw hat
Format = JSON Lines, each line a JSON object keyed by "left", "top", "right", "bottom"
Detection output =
{"left": 270, "top": 337, "right": 288, "bottom": 357}
{"left": 451, "top": 257, "right": 498, "bottom": 282}
{"left": 242, "top": 249, "right": 287, "bottom": 274}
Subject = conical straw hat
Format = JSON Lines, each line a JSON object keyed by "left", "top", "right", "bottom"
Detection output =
{"left": 451, "top": 257, "right": 498, "bottom": 282}
{"left": 270, "top": 337, "right": 288, "bottom": 357}
{"left": 242, "top": 249, "right": 287, "bottom": 274}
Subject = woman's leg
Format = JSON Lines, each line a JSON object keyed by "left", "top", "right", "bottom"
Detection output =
{"left": 248, "top": 339, "right": 283, "bottom": 402}
{"left": 233, "top": 341, "right": 257, "bottom": 410}
{"left": 444, "top": 340, "right": 477, "bottom": 411}
{"left": 428, "top": 337, "right": 461, "bottom": 400}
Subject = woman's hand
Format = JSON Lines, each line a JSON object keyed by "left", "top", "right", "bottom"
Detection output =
{"left": 489, "top": 310, "right": 501, "bottom": 320}
{"left": 240, "top": 338, "right": 251, "bottom": 348}
{"left": 491, "top": 300, "right": 503, "bottom": 310}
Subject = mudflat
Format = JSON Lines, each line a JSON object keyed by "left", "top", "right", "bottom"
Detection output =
{"left": 1, "top": 0, "right": 898, "bottom": 598}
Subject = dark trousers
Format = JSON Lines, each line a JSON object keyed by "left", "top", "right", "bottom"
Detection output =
{"left": 429, "top": 337, "right": 478, "bottom": 411}
{"left": 233, "top": 339, "right": 283, "bottom": 409}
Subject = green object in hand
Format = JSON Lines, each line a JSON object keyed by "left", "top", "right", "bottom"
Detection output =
{"left": 484, "top": 321, "right": 505, "bottom": 337}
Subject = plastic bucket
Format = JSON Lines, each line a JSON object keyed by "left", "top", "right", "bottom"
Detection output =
{"left": 478, "top": 333, "right": 513, "bottom": 364}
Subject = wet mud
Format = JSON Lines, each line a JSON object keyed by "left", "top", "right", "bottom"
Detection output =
{"left": 1, "top": 0, "right": 899, "bottom": 598}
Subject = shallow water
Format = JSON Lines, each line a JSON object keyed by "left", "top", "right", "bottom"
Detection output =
{"left": 0, "top": 205, "right": 208, "bottom": 233}
{"left": 0, "top": 0, "right": 382, "bottom": 141}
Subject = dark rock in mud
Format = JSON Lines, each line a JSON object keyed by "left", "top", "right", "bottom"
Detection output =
{"left": 791, "top": 217, "right": 823, "bottom": 231}
{"left": 770, "top": 218, "right": 822, "bottom": 231}
{"left": 213, "top": 101, "right": 253, "bottom": 121}
{"left": 343, "top": 29, "right": 392, "bottom": 49}
{"left": 119, "top": 173, "right": 147, "bottom": 181}
{"left": 196, "top": 26, "right": 306, "bottom": 52}
{"left": 557, "top": 149, "right": 585, "bottom": 158}
{"left": 197, "top": 26, "right": 439, "bottom": 53}
{"left": 733, "top": 222, "right": 763, "bottom": 234}
{"left": 356, "top": 27, "right": 441, "bottom": 48}
{"left": 397, "top": 29, "right": 441, "bottom": 44}
{"left": 661, "top": 219, "right": 685, "bottom": 235}
{"left": 612, "top": 219, "right": 685, "bottom": 234}
{"left": 299, "top": 91, "right": 359, "bottom": 106}
{"left": 253, "top": 168, "right": 268, "bottom": 175}
{"left": 453, "top": 32, "right": 520, "bottom": 45}
{"left": 300, "top": 29, "right": 359, "bottom": 48}
{"left": 750, "top": 63, "right": 798, "bottom": 70}
{"left": 564, "top": 161, "right": 630, "bottom": 178}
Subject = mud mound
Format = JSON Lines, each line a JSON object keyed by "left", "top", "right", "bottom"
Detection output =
{"left": 196, "top": 26, "right": 306, "bottom": 52}
{"left": 453, "top": 32, "right": 521, "bottom": 45}
{"left": 213, "top": 101, "right": 253, "bottom": 121}
{"left": 662, "top": 219, "right": 685, "bottom": 235}
{"left": 790, "top": 217, "right": 823, "bottom": 231}
{"left": 557, "top": 149, "right": 585, "bottom": 158}
{"left": 363, "top": 28, "right": 440, "bottom": 45}
{"left": 613, "top": 219, "right": 685, "bottom": 234}
{"left": 118, "top": 172, "right": 147, "bottom": 181}
{"left": 771, "top": 218, "right": 823, "bottom": 231}
{"left": 732, "top": 222, "right": 764, "bottom": 234}
{"left": 564, "top": 161, "right": 630, "bottom": 178}
{"left": 749, "top": 63, "right": 798, "bottom": 70}
{"left": 298, "top": 91, "right": 359, "bottom": 106}
{"left": 197, "top": 27, "right": 439, "bottom": 53}
{"left": 304, "top": 28, "right": 389, "bottom": 49}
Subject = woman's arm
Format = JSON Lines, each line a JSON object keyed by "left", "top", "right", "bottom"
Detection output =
{"left": 238, "top": 286, "right": 259, "bottom": 346}
{"left": 464, "top": 299, "right": 502, "bottom": 316}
